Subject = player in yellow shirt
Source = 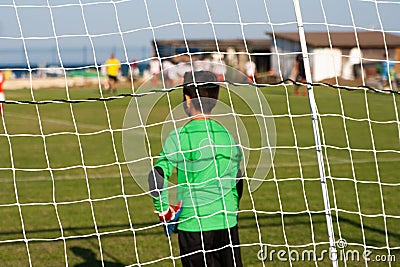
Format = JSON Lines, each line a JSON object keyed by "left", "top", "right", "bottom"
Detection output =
{"left": 104, "top": 54, "right": 121, "bottom": 93}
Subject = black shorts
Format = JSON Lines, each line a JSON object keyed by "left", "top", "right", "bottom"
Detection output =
{"left": 108, "top": 75, "right": 118, "bottom": 82}
{"left": 178, "top": 225, "right": 242, "bottom": 267}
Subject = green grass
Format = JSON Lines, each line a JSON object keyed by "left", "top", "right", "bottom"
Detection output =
{"left": 0, "top": 84, "right": 399, "bottom": 266}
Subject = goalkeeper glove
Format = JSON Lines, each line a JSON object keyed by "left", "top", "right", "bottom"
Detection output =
{"left": 155, "top": 200, "right": 183, "bottom": 236}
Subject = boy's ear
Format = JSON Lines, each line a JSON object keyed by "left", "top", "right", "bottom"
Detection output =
{"left": 184, "top": 94, "right": 191, "bottom": 106}
{"left": 183, "top": 94, "right": 191, "bottom": 116}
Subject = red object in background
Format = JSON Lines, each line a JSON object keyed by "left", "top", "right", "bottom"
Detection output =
{"left": 130, "top": 59, "right": 138, "bottom": 68}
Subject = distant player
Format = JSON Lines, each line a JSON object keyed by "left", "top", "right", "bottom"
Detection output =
{"left": 104, "top": 54, "right": 121, "bottom": 93}
{"left": 0, "top": 70, "right": 5, "bottom": 114}
{"left": 294, "top": 53, "right": 307, "bottom": 96}
{"left": 148, "top": 70, "right": 243, "bottom": 267}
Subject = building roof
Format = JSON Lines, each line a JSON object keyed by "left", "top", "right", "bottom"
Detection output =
{"left": 268, "top": 31, "right": 400, "bottom": 48}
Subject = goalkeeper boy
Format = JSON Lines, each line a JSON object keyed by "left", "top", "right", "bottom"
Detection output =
{"left": 148, "top": 70, "right": 243, "bottom": 267}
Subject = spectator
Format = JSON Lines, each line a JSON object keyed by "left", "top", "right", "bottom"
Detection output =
{"left": 150, "top": 58, "right": 161, "bottom": 85}
{"left": 162, "top": 60, "right": 178, "bottom": 86}
{"left": 0, "top": 70, "right": 5, "bottom": 114}
{"left": 194, "top": 56, "right": 211, "bottom": 72}
{"left": 349, "top": 47, "right": 363, "bottom": 80}
{"left": 245, "top": 59, "right": 257, "bottom": 82}
{"left": 211, "top": 54, "right": 227, "bottom": 82}
{"left": 129, "top": 58, "right": 140, "bottom": 82}
{"left": 380, "top": 55, "right": 397, "bottom": 90}
{"left": 177, "top": 61, "right": 191, "bottom": 85}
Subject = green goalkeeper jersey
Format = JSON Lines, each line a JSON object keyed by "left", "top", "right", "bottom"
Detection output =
{"left": 153, "top": 118, "right": 243, "bottom": 232}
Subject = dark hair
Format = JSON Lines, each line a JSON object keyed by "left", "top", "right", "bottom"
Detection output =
{"left": 183, "top": 71, "right": 219, "bottom": 113}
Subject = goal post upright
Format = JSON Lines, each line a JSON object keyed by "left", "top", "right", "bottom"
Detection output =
{"left": 292, "top": 0, "right": 338, "bottom": 266}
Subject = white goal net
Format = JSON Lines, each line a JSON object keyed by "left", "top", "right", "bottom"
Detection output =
{"left": 0, "top": 0, "right": 399, "bottom": 266}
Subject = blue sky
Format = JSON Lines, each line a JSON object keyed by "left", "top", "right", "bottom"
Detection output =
{"left": 0, "top": 0, "right": 399, "bottom": 66}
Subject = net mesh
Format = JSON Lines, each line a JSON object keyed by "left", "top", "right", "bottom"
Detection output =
{"left": 0, "top": 0, "right": 399, "bottom": 266}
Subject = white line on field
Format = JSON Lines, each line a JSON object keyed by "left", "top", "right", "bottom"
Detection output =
{"left": 1, "top": 112, "right": 161, "bottom": 138}
{"left": 4, "top": 112, "right": 104, "bottom": 131}
{"left": 1, "top": 155, "right": 398, "bottom": 183}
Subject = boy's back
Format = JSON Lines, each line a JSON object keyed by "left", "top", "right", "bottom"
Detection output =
{"left": 155, "top": 118, "right": 242, "bottom": 231}
{"left": 149, "top": 70, "right": 243, "bottom": 267}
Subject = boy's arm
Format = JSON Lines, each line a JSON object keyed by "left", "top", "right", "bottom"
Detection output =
{"left": 148, "top": 166, "right": 169, "bottom": 212}
{"left": 236, "top": 169, "right": 243, "bottom": 201}
{"left": 148, "top": 165, "right": 182, "bottom": 237}
{"left": 148, "top": 166, "right": 165, "bottom": 198}
{"left": 148, "top": 130, "right": 179, "bottom": 213}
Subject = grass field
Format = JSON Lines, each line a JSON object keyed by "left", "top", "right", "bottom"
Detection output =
{"left": 0, "top": 83, "right": 399, "bottom": 266}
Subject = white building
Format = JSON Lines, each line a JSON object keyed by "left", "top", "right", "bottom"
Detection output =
{"left": 267, "top": 31, "right": 400, "bottom": 82}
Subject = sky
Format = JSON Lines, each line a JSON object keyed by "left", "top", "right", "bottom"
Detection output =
{"left": 0, "top": 0, "right": 399, "bottom": 66}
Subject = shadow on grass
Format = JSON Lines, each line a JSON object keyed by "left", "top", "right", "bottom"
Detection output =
{"left": 337, "top": 215, "right": 400, "bottom": 245}
{"left": 2, "top": 213, "right": 399, "bottom": 244}
{"left": 71, "top": 246, "right": 125, "bottom": 267}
